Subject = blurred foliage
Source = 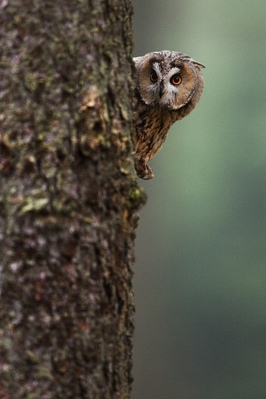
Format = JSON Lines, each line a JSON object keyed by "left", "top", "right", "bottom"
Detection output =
{"left": 132, "top": 0, "right": 266, "bottom": 398}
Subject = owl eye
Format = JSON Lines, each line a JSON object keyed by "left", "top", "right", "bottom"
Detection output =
{"left": 170, "top": 74, "right": 182, "bottom": 85}
{"left": 150, "top": 70, "right": 158, "bottom": 83}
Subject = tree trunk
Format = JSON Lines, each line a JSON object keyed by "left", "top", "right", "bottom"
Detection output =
{"left": 0, "top": 1, "right": 145, "bottom": 398}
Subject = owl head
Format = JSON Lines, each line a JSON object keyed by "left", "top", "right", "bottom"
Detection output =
{"left": 134, "top": 50, "right": 205, "bottom": 112}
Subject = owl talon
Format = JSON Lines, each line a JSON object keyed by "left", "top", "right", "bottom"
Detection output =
{"left": 135, "top": 159, "right": 154, "bottom": 180}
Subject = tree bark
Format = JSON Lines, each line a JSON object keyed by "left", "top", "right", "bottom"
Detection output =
{"left": 0, "top": 1, "right": 145, "bottom": 398}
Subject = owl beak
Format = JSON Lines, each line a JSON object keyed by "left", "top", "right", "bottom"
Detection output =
{"left": 159, "top": 83, "right": 165, "bottom": 98}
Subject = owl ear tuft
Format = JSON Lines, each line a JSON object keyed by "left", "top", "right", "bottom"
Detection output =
{"left": 192, "top": 60, "right": 205, "bottom": 69}
{"left": 133, "top": 56, "right": 143, "bottom": 64}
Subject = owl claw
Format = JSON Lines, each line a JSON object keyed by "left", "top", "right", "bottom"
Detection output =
{"left": 135, "top": 159, "right": 154, "bottom": 180}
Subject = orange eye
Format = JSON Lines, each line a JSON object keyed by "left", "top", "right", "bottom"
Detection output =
{"left": 150, "top": 70, "right": 158, "bottom": 82}
{"left": 170, "top": 74, "right": 182, "bottom": 85}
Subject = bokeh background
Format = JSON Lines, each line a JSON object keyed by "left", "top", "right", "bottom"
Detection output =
{"left": 132, "top": 1, "right": 266, "bottom": 398}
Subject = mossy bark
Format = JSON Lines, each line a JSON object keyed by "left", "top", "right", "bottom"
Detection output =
{"left": 0, "top": 1, "right": 145, "bottom": 398}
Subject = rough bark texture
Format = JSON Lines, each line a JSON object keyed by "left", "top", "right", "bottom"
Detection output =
{"left": 0, "top": 1, "right": 145, "bottom": 398}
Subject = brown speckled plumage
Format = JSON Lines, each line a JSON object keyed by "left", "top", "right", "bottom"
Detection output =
{"left": 133, "top": 51, "right": 205, "bottom": 179}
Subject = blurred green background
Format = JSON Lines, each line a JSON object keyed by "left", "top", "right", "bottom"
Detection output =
{"left": 132, "top": 1, "right": 266, "bottom": 398}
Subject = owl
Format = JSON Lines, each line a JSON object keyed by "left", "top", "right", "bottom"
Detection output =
{"left": 133, "top": 50, "right": 205, "bottom": 179}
